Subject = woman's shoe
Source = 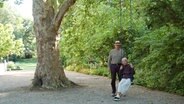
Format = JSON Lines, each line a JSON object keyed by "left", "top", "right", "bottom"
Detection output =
{"left": 114, "top": 96, "right": 120, "bottom": 101}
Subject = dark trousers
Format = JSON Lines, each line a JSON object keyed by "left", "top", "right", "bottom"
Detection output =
{"left": 110, "top": 64, "right": 121, "bottom": 94}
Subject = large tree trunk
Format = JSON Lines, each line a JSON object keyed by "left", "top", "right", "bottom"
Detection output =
{"left": 32, "top": 0, "right": 76, "bottom": 88}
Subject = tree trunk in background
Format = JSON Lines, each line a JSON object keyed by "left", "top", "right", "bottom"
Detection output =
{"left": 32, "top": 0, "right": 76, "bottom": 88}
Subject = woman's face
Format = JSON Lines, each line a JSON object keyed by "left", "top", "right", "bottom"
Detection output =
{"left": 122, "top": 60, "right": 128, "bottom": 65}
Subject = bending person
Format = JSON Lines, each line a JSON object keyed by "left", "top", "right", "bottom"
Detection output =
{"left": 114, "top": 57, "right": 134, "bottom": 101}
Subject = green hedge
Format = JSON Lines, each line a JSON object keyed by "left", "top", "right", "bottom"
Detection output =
{"left": 65, "top": 65, "right": 110, "bottom": 77}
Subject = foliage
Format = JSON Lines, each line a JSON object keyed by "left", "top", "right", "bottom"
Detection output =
{"left": 0, "top": 24, "right": 24, "bottom": 57}
{"left": 7, "top": 61, "right": 16, "bottom": 70}
{"left": 14, "top": 19, "right": 35, "bottom": 58}
{"left": 66, "top": 65, "right": 110, "bottom": 77}
{"left": 61, "top": 0, "right": 184, "bottom": 95}
{"left": 0, "top": 3, "right": 35, "bottom": 58}
{"left": 61, "top": 0, "right": 145, "bottom": 66}
{"left": 0, "top": 0, "right": 8, "bottom": 8}
{"left": 142, "top": 0, "right": 184, "bottom": 29}
{"left": 130, "top": 0, "right": 184, "bottom": 95}
{"left": 132, "top": 25, "right": 184, "bottom": 94}
{"left": 7, "top": 61, "right": 22, "bottom": 71}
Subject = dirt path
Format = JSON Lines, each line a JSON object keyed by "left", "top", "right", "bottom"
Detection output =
{"left": 0, "top": 70, "right": 183, "bottom": 104}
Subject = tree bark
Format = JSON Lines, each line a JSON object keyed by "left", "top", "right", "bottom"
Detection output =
{"left": 32, "top": 0, "right": 76, "bottom": 88}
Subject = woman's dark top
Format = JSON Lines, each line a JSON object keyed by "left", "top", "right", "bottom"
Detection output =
{"left": 119, "top": 64, "right": 135, "bottom": 80}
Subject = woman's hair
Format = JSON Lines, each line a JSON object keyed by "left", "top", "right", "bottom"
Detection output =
{"left": 122, "top": 57, "right": 128, "bottom": 62}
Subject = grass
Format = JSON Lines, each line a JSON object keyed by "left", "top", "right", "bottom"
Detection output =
{"left": 15, "top": 59, "right": 110, "bottom": 78}
{"left": 15, "top": 58, "right": 37, "bottom": 70}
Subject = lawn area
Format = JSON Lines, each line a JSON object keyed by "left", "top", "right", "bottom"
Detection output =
{"left": 15, "top": 58, "right": 37, "bottom": 71}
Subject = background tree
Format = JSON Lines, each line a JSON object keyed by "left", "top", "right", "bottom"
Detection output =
{"left": 0, "top": 23, "right": 24, "bottom": 57}
{"left": 0, "top": 2, "right": 34, "bottom": 61}
{"left": 14, "top": 19, "right": 35, "bottom": 58}
{"left": 0, "top": 3, "right": 24, "bottom": 60}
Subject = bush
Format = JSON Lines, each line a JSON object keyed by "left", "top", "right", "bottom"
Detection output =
{"left": 169, "top": 71, "right": 184, "bottom": 95}
{"left": 131, "top": 25, "right": 184, "bottom": 95}
{"left": 79, "top": 68, "right": 91, "bottom": 74}
{"left": 65, "top": 65, "right": 75, "bottom": 71}
{"left": 7, "top": 61, "right": 16, "bottom": 71}
{"left": 7, "top": 61, "right": 22, "bottom": 71}
{"left": 90, "top": 67, "right": 110, "bottom": 77}
{"left": 65, "top": 65, "right": 110, "bottom": 77}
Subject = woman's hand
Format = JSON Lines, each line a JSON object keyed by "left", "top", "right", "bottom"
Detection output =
{"left": 130, "top": 63, "right": 134, "bottom": 68}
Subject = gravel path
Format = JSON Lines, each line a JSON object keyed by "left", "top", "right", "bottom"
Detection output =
{"left": 0, "top": 70, "right": 183, "bottom": 104}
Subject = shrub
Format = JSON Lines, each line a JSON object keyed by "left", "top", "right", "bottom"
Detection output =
{"left": 169, "top": 71, "right": 184, "bottom": 95}
{"left": 90, "top": 67, "right": 109, "bottom": 77}
{"left": 131, "top": 25, "right": 184, "bottom": 95}
{"left": 7, "top": 61, "right": 16, "bottom": 71}
{"left": 65, "top": 65, "right": 75, "bottom": 71}
{"left": 65, "top": 65, "right": 110, "bottom": 77}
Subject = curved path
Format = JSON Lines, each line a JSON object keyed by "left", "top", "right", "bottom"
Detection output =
{"left": 0, "top": 70, "right": 183, "bottom": 104}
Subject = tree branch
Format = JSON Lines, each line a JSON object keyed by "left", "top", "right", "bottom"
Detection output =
{"left": 54, "top": 0, "right": 76, "bottom": 31}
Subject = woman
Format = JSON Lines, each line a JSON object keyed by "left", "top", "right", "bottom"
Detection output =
{"left": 114, "top": 57, "right": 134, "bottom": 101}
